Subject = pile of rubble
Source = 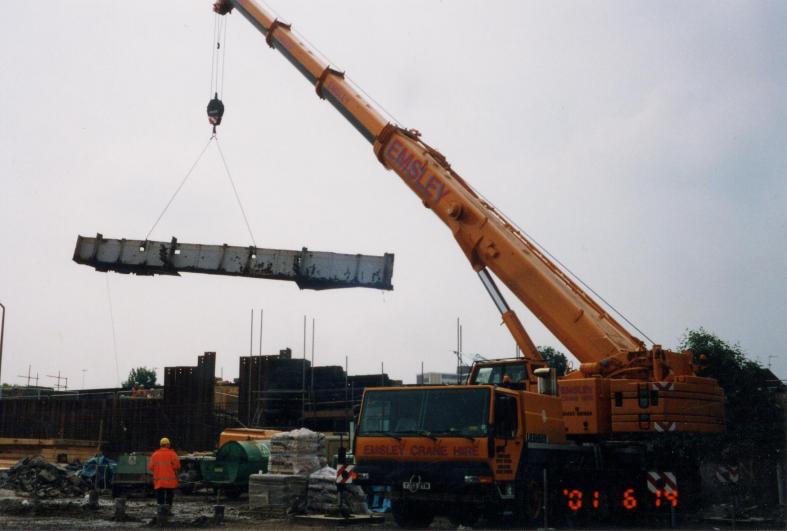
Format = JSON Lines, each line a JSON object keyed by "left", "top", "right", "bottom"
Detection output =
{"left": 0, "top": 456, "right": 89, "bottom": 498}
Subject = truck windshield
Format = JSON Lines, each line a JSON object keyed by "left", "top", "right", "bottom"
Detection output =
{"left": 358, "top": 388, "right": 490, "bottom": 437}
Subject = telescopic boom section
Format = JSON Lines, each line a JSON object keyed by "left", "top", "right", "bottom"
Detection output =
{"left": 214, "top": 0, "right": 645, "bottom": 363}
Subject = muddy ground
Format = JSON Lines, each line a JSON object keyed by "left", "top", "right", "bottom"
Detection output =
{"left": 0, "top": 489, "right": 782, "bottom": 530}
{"left": 0, "top": 488, "right": 401, "bottom": 530}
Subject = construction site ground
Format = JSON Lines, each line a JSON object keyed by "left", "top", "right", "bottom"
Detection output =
{"left": 0, "top": 489, "right": 396, "bottom": 530}
{"left": 0, "top": 488, "right": 779, "bottom": 530}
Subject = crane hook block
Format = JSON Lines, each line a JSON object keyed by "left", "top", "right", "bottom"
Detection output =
{"left": 207, "top": 93, "right": 225, "bottom": 128}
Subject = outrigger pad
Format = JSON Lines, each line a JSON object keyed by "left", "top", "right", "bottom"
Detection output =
{"left": 73, "top": 234, "right": 394, "bottom": 291}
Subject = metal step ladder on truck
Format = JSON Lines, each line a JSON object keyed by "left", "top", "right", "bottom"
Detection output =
{"left": 209, "top": 0, "right": 726, "bottom": 526}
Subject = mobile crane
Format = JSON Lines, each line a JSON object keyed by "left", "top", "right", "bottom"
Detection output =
{"left": 212, "top": 0, "right": 724, "bottom": 525}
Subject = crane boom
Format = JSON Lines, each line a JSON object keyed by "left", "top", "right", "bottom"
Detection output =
{"left": 215, "top": 0, "right": 645, "bottom": 365}
{"left": 212, "top": 0, "right": 725, "bottom": 436}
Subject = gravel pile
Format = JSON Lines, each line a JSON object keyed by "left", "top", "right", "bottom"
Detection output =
{"left": 0, "top": 456, "right": 89, "bottom": 498}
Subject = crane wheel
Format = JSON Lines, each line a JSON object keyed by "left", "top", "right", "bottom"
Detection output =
{"left": 515, "top": 479, "right": 543, "bottom": 523}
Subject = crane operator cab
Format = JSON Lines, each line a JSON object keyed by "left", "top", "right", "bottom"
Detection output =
{"left": 468, "top": 359, "right": 546, "bottom": 391}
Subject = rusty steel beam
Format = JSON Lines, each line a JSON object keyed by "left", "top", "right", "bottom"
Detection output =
{"left": 73, "top": 234, "right": 394, "bottom": 291}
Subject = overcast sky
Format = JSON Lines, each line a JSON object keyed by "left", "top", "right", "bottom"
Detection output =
{"left": 0, "top": 1, "right": 784, "bottom": 389}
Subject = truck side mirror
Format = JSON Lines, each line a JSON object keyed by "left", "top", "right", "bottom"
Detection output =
{"left": 534, "top": 368, "right": 558, "bottom": 396}
{"left": 487, "top": 428, "right": 495, "bottom": 458}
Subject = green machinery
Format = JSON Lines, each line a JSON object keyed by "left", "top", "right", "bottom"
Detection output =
{"left": 111, "top": 453, "right": 151, "bottom": 497}
{"left": 200, "top": 440, "right": 270, "bottom": 498}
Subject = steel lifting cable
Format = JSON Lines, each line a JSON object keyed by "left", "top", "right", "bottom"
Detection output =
{"left": 105, "top": 275, "right": 121, "bottom": 387}
{"left": 278, "top": 3, "right": 644, "bottom": 338}
{"left": 212, "top": 2, "right": 639, "bottom": 340}
{"left": 146, "top": 12, "right": 228, "bottom": 241}
{"left": 209, "top": 11, "right": 228, "bottom": 98}
{"left": 263, "top": 0, "right": 403, "bottom": 127}
{"left": 207, "top": 13, "right": 257, "bottom": 248}
{"left": 465, "top": 180, "right": 656, "bottom": 346}
{"left": 146, "top": 11, "right": 256, "bottom": 247}
{"left": 210, "top": 12, "right": 219, "bottom": 99}
{"left": 143, "top": 135, "right": 258, "bottom": 248}
{"left": 263, "top": 0, "right": 644, "bottom": 339}
{"left": 215, "top": 137, "right": 258, "bottom": 248}
{"left": 145, "top": 136, "right": 214, "bottom": 240}
{"left": 207, "top": 13, "right": 227, "bottom": 133}
{"left": 220, "top": 15, "right": 228, "bottom": 97}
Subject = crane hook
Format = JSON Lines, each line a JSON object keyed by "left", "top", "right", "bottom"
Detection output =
{"left": 207, "top": 92, "right": 225, "bottom": 134}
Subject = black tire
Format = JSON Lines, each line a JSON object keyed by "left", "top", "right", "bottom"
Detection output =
{"left": 392, "top": 500, "right": 434, "bottom": 529}
{"left": 515, "top": 479, "right": 544, "bottom": 524}
{"left": 111, "top": 485, "right": 123, "bottom": 498}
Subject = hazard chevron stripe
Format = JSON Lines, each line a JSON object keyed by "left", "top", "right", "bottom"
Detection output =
{"left": 646, "top": 471, "right": 660, "bottom": 493}
{"left": 647, "top": 470, "right": 678, "bottom": 493}
{"left": 336, "top": 464, "right": 355, "bottom": 484}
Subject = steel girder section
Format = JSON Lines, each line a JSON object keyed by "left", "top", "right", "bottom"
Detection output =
{"left": 73, "top": 234, "right": 394, "bottom": 291}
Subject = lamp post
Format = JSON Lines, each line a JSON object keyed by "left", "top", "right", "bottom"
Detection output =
{"left": 0, "top": 301, "right": 5, "bottom": 399}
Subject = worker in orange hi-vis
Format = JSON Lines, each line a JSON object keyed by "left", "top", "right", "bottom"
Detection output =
{"left": 148, "top": 437, "right": 181, "bottom": 511}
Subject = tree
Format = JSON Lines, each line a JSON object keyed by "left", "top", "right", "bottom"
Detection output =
{"left": 122, "top": 367, "right": 157, "bottom": 389}
{"left": 537, "top": 346, "right": 571, "bottom": 376}
{"left": 679, "top": 328, "right": 784, "bottom": 463}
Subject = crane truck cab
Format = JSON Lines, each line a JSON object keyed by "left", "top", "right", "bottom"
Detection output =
{"left": 352, "top": 380, "right": 680, "bottom": 528}
{"left": 352, "top": 383, "right": 575, "bottom": 527}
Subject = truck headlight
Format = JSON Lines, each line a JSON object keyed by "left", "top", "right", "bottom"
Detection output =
{"left": 355, "top": 472, "right": 369, "bottom": 480}
{"left": 465, "top": 475, "right": 493, "bottom": 484}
